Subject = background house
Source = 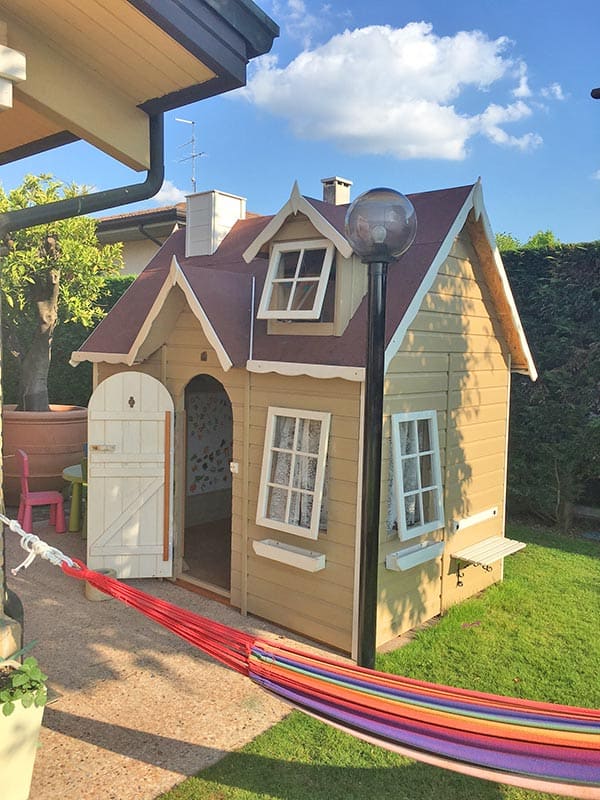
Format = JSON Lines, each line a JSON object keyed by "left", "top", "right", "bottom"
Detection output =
{"left": 72, "top": 176, "right": 536, "bottom": 658}
{"left": 97, "top": 203, "right": 186, "bottom": 275}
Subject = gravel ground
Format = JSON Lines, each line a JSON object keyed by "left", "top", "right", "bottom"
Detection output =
{"left": 5, "top": 516, "right": 333, "bottom": 800}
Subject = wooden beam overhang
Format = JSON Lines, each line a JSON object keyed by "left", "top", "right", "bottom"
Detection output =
{"left": 5, "top": 12, "right": 153, "bottom": 171}
{"left": 0, "top": 0, "right": 278, "bottom": 170}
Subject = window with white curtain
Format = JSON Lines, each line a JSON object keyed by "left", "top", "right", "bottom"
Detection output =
{"left": 256, "top": 407, "right": 331, "bottom": 539}
{"left": 257, "top": 239, "right": 335, "bottom": 320}
{"left": 391, "top": 410, "right": 444, "bottom": 540}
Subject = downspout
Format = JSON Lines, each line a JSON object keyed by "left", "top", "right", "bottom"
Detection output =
{"left": 0, "top": 113, "right": 165, "bottom": 237}
{"left": 138, "top": 225, "right": 164, "bottom": 248}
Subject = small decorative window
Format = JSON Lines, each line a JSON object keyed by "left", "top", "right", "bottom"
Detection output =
{"left": 257, "top": 407, "right": 331, "bottom": 539}
{"left": 391, "top": 411, "right": 444, "bottom": 540}
{"left": 257, "top": 239, "right": 335, "bottom": 320}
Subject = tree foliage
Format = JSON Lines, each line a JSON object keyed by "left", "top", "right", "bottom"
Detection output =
{"left": 0, "top": 175, "right": 123, "bottom": 410}
{"left": 496, "top": 230, "right": 561, "bottom": 251}
{"left": 503, "top": 242, "right": 600, "bottom": 526}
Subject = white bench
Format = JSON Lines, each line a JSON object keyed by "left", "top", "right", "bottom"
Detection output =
{"left": 451, "top": 536, "right": 525, "bottom": 586}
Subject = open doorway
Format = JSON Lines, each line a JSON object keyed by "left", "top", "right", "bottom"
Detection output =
{"left": 183, "top": 374, "right": 232, "bottom": 592}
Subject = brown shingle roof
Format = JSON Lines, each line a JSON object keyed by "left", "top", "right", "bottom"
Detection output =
{"left": 75, "top": 184, "right": 476, "bottom": 368}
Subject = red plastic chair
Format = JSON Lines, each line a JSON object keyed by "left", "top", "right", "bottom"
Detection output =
{"left": 16, "top": 449, "right": 66, "bottom": 534}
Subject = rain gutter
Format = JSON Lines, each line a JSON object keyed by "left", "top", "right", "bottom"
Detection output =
{"left": 0, "top": 113, "right": 165, "bottom": 237}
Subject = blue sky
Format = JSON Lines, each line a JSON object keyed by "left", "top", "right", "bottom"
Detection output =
{"left": 2, "top": 0, "right": 599, "bottom": 243}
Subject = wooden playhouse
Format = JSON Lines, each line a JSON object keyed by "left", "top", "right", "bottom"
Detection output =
{"left": 72, "top": 176, "right": 536, "bottom": 658}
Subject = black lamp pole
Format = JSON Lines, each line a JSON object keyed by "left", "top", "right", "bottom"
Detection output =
{"left": 345, "top": 188, "right": 417, "bottom": 668}
{"left": 358, "top": 259, "right": 388, "bottom": 668}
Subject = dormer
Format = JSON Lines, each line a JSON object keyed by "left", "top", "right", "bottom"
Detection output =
{"left": 243, "top": 179, "right": 368, "bottom": 336}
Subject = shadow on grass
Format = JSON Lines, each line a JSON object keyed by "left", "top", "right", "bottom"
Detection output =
{"left": 179, "top": 749, "right": 506, "bottom": 800}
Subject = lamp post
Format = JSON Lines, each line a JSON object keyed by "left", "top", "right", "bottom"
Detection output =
{"left": 345, "top": 188, "right": 417, "bottom": 668}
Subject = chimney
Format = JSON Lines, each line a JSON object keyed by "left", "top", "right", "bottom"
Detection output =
{"left": 321, "top": 176, "right": 352, "bottom": 205}
{"left": 185, "top": 190, "right": 246, "bottom": 257}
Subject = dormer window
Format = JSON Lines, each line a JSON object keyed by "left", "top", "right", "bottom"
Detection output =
{"left": 257, "top": 239, "right": 335, "bottom": 320}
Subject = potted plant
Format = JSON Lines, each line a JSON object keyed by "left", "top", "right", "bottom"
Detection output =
{"left": 0, "top": 174, "right": 123, "bottom": 503}
{"left": 0, "top": 652, "right": 48, "bottom": 800}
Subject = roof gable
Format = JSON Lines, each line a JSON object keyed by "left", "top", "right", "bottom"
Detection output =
{"left": 243, "top": 182, "right": 353, "bottom": 262}
{"left": 72, "top": 181, "right": 536, "bottom": 381}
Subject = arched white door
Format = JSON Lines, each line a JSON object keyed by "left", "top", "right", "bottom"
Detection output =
{"left": 87, "top": 372, "right": 174, "bottom": 578}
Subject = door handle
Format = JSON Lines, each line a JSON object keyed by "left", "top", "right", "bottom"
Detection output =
{"left": 89, "top": 444, "right": 116, "bottom": 452}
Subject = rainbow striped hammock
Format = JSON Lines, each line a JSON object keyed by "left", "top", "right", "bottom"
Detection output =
{"left": 62, "top": 560, "right": 600, "bottom": 799}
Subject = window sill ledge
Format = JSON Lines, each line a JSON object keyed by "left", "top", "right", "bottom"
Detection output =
{"left": 385, "top": 540, "right": 445, "bottom": 572}
{"left": 252, "top": 538, "right": 326, "bottom": 572}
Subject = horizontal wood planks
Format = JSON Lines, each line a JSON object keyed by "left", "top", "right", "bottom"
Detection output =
{"left": 380, "top": 229, "right": 511, "bottom": 643}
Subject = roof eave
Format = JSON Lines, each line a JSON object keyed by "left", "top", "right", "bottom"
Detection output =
{"left": 243, "top": 181, "right": 353, "bottom": 262}
{"left": 132, "top": 0, "right": 279, "bottom": 113}
{"left": 71, "top": 255, "right": 234, "bottom": 371}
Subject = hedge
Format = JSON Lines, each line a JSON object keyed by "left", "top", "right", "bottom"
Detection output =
{"left": 503, "top": 242, "right": 600, "bottom": 526}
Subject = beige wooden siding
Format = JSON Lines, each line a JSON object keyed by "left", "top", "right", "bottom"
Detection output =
{"left": 97, "top": 300, "right": 361, "bottom": 652}
{"left": 380, "top": 229, "right": 510, "bottom": 645}
{"left": 97, "top": 304, "right": 248, "bottom": 605}
{"left": 247, "top": 374, "right": 361, "bottom": 653}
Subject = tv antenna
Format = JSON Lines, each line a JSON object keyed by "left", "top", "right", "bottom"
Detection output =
{"left": 176, "top": 117, "right": 205, "bottom": 193}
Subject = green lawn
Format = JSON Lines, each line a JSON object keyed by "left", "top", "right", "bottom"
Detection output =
{"left": 158, "top": 525, "right": 600, "bottom": 800}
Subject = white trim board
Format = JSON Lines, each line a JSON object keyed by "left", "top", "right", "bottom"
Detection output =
{"left": 243, "top": 181, "right": 353, "bottom": 263}
{"left": 71, "top": 256, "right": 233, "bottom": 372}
{"left": 247, "top": 360, "right": 365, "bottom": 382}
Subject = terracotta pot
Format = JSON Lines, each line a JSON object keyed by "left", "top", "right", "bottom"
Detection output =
{"left": 2, "top": 405, "right": 87, "bottom": 507}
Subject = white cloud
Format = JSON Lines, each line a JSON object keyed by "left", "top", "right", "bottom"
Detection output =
{"left": 153, "top": 179, "right": 187, "bottom": 205}
{"left": 592, "top": 169, "right": 600, "bottom": 181}
{"left": 244, "top": 22, "right": 548, "bottom": 159}
{"left": 476, "top": 101, "right": 542, "bottom": 150}
{"left": 512, "top": 61, "right": 532, "bottom": 98}
{"left": 271, "top": 0, "right": 352, "bottom": 48}
{"left": 541, "top": 82, "right": 565, "bottom": 100}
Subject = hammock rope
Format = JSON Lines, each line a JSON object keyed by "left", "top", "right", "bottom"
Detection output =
{"left": 5, "top": 520, "right": 600, "bottom": 799}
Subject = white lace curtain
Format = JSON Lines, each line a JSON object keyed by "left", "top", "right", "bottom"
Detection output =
{"left": 268, "top": 415, "right": 326, "bottom": 530}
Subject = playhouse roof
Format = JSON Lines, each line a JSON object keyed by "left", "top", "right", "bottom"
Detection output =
{"left": 72, "top": 181, "right": 537, "bottom": 380}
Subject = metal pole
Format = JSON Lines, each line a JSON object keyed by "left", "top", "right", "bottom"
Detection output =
{"left": 357, "top": 260, "right": 388, "bottom": 668}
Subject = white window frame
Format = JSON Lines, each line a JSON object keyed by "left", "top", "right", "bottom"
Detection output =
{"left": 391, "top": 410, "right": 444, "bottom": 540}
{"left": 256, "top": 407, "right": 331, "bottom": 539}
{"left": 257, "top": 239, "right": 335, "bottom": 320}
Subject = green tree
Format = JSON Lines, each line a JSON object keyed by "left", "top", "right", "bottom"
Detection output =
{"left": 495, "top": 232, "right": 521, "bottom": 251}
{"left": 0, "top": 175, "right": 123, "bottom": 411}
{"left": 524, "top": 230, "right": 561, "bottom": 249}
{"left": 496, "top": 230, "right": 562, "bottom": 252}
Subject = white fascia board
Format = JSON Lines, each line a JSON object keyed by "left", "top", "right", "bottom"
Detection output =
{"left": 384, "top": 184, "right": 477, "bottom": 373}
{"left": 71, "top": 256, "right": 233, "bottom": 372}
{"left": 125, "top": 259, "right": 180, "bottom": 366}
{"left": 243, "top": 182, "right": 353, "bottom": 263}
{"left": 247, "top": 360, "right": 365, "bottom": 382}
{"left": 474, "top": 202, "right": 538, "bottom": 382}
{"left": 70, "top": 350, "right": 130, "bottom": 366}
{"left": 171, "top": 257, "right": 234, "bottom": 372}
